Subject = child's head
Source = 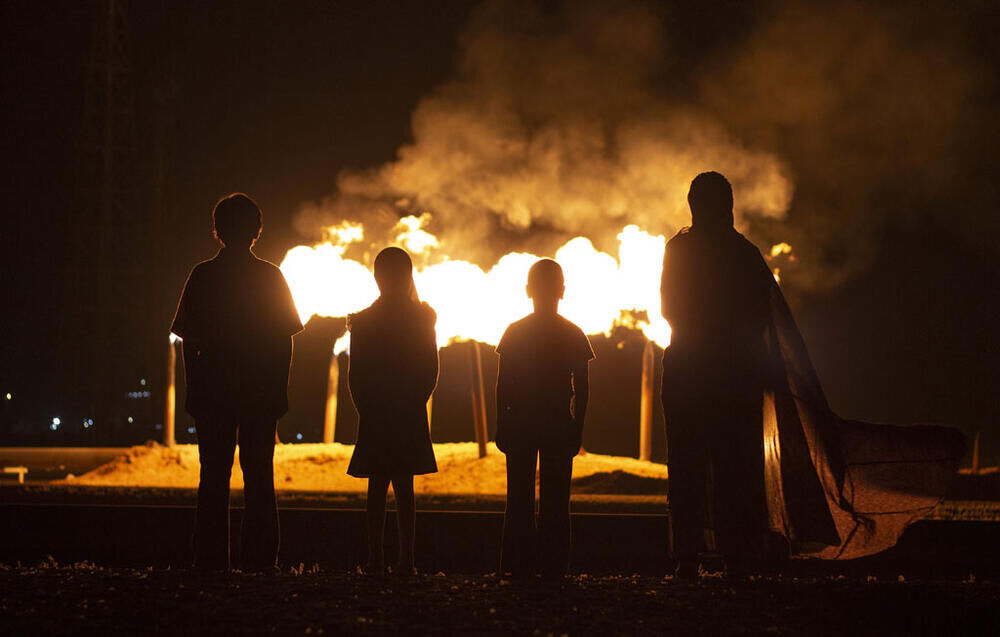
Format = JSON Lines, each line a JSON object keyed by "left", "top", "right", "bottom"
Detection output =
{"left": 374, "top": 247, "right": 418, "bottom": 301}
{"left": 526, "top": 259, "right": 564, "bottom": 313}
{"left": 213, "top": 193, "right": 262, "bottom": 248}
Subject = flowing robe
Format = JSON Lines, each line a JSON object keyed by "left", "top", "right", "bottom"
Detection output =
{"left": 662, "top": 227, "right": 965, "bottom": 560}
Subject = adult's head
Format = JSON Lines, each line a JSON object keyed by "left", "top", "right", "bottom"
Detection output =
{"left": 374, "top": 246, "right": 418, "bottom": 301}
{"left": 526, "top": 258, "right": 565, "bottom": 313}
{"left": 213, "top": 193, "right": 262, "bottom": 248}
{"left": 687, "top": 171, "right": 734, "bottom": 230}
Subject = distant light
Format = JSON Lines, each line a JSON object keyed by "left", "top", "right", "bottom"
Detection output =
{"left": 127, "top": 416, "right": 134, "bottom": 424}
{"left": 187, "top": 426, "right": 195, "bottom": 434}
{"left": 296, "top": 433, "right": 303, "bottom": 441}
{"left": 52, "top": 417, "right": 61, "bottom": 426}
{"left": 82, "top": 418, "right": 94, "bottom": 428}
{"left": 4, "top": 393, "right": 10, "bottom": 400}
{"left": 154, "top": 423, "right": 163, "bottom": 430}
{"left": 140, "top": 378, "right": 147, "bottom": 386}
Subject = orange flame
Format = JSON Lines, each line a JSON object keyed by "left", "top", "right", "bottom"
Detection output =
{"left": 279, "top": 215, "right": 671, "bottom": 351}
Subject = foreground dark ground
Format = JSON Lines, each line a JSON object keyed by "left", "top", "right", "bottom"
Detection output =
{"left": 1, "top": 563, "right": 997, "bottom": 636}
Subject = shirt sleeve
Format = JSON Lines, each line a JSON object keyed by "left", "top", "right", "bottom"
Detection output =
{"left": 572, "top": 327, "right": 596, "bottom": 365}
{"left": 170, "top": 267, "right": 199, "bottom": 340}
{"left": 495, "top": 325, "right": 512, "bottom": 357}
{"left": 272, "top": 267, "right": 305, "bottom": 336}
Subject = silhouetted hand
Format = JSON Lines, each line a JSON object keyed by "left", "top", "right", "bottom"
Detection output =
{"left": 568, "top": 423, "right": 583, "bottom": 457}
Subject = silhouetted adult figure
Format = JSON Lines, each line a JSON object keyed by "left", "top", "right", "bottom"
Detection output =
{"left": 347, "top": 247, "right": 438, "bottom": 576}
{"left": 171, "top": 193, "right": 303, "bottom": 572}
{"left": 496, "top": 259, "right": 595, "bottom": 578}
{"left": 660, "top": 172, "right": 771, "bottom": 577}
{"left": 661, "top": 172, "right": 964, "bottom": 575}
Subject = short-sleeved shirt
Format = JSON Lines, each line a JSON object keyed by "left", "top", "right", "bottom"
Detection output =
{"left": 496, "top": 312, "right": 595, "bottom": 430}
{"left": 171, "top": 248, "right": 303, "bottom": 420}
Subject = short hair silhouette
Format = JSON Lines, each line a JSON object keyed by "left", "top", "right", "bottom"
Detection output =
{"left": 213, "top": 193, "right": 263, "bottom": 247}
{"left": 526, "top": 258, "right": 565, "bottom": 300}
{"left": 688, "top": 171, "right": 734, "bottom": 229}
{"left": 374, "top": 246, "right": 416, "bottom": 298}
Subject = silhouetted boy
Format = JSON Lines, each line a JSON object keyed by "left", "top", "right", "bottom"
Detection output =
{"left": 171, "top": 193, "right": 303, "bottom": 572}
{"left": 659, "top": 172, "right": 770, "bottom": 578}
{"left": 496, "top": 259, "right": 595, "bottom": 578}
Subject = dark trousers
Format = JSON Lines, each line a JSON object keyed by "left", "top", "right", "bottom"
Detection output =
{"left": 663, "top": 378, "right": 766, "bottom": 566}
{"left": 194, "top": 414, "right": 279, "bottom": 571}
{"left": 500, "top": 447, "right": 574, "bottom": 577}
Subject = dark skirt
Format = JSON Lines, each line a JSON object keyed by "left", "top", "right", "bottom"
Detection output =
{"left": 347, "top": 401, "right": 437, "bottom": 478}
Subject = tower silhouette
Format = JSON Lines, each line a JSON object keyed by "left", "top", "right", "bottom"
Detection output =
{"left": 66, "top": 0, "right": 151, "bottom": 438}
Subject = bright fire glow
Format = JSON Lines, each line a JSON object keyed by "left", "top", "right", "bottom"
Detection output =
{"left": 770, "top": 241, "right": 793, "bottom": 258}
{"left": 280, "top": 216, "right": 672, "bottom": 350}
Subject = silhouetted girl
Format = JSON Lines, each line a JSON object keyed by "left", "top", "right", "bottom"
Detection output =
{"left": 347, "top": 247, "right": 438, "bottom": 575}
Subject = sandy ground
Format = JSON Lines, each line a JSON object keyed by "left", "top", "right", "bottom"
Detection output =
{"left": 64, "top": 442, "right": 669, "bottom": 494}
{"left": 0, "top": 562, "right": 996, "bottom": 636}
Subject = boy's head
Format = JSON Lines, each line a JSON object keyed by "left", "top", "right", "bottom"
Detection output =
{"left": 526, "top": 259, "right": 564, "bottom": 313}
{"left": 213, "top": 193, "right": 262, "bottom": 248}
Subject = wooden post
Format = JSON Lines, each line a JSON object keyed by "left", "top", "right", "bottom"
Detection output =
{"left": 469, "top": 341, "right": 488, "bottom": 458}
{"left": 164, "top": 336, "right": 177, "bottom": 447}
{"left": 639, "top": 339, "right": 655, "bottom": 462}
{"left": 971, "top": 431, "right": 980, "bottom": 474}
{"left": 323, "top": 351, "right": 340, "bottom": 444}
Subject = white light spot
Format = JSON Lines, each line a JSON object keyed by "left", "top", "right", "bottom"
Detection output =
{"left": 127, "top": 416, "right": 134, "bottom": 424}
{"left": 140, "top": 378, "right": 147, "bottom": 386}
{"left": 187, "top": 426, "right": 195, "bottom": 434}
{"left": 4, "top": 393, "right": 11, "bottom": 400}
{"left": 52, "top": 417, "right": 61, "bottom": 426}
{"left": 296, "top": 433, "right": 303, "bottom": 440}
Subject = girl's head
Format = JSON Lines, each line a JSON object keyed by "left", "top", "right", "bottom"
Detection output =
{"left": 374, "top": 247, "right": 418, "bottom": 301}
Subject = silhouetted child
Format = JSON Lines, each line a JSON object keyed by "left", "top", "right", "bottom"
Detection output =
{"left": 495, "top": 259, "right": 595, "bottom": 578}
{"left": 171, "top": 193, "right": 303, "bottom": 572}
{"left": 347, "top": 247, "right": 438, "bottom": 575}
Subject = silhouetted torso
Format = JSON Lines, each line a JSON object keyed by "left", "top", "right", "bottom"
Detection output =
{"left": 496, "top": 312, "right": 595, "bottom": 449}
{"left": 661, "top": 227, "right": 770, "bottom": 392}
{"left": 171, "top": 248, "right": 303, "bottom": 420}
{"left": 347, "top": 297, "right": 438, "bottom": 477}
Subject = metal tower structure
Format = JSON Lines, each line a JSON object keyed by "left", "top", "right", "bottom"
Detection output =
{"left": 68, "top": 0, "right": 148, "bottom": 437}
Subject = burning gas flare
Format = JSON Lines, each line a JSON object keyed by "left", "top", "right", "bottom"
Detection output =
{"left": 280, "top": 215, "right": 671, "bottom": 352}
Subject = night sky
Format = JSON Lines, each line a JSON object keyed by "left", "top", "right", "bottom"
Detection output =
{"left": 1, "top": 0, "right": 997, "bottom": 463}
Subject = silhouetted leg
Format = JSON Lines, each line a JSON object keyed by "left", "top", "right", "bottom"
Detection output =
{"left": 366, "top": 476, "right": 390, "bottom": 574}
{"left": 713, "top": 397, "right": 767, "bottom": 573}
{"left": 665, "top": 413, "right": 709, "bottom": 572}
{"left": 391, "top": 475, "right": 416, "bottom": 572}
{"left": 194, "top": 416, "right": 238, "bottom": 570}
{"left": 238, "top": 417, "right": 279, "bottom": 572}
{"left": 500, "top": 448, "right": 537, "bottom": 576}
{"left": 538, "top": 449, "right": 573, "bottom": 577}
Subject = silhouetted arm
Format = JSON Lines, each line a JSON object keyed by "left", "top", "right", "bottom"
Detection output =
{"left": 494, "top": 356, "right": 512, "bottom": 453}
{"left": 347, "top": 325, "right": 376, "bottom": 413}
{"left": 570, "top": 361, "right": 590, "bottom": 455}
{"left": 418, "top": 310, "right": 439, "bottom": 401}
{"left": 660, "top": 240, "right": 670, "bottom": 321}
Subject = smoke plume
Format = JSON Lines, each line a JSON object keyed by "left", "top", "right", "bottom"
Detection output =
{"left": 296, "top": 0, "right": 991, "bottom": 284}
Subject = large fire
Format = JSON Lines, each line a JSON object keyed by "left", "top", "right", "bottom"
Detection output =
{"left": 280, "top": 215, "right": 792, "bottom": 353}
{"left": 279, "top": 215, "right": 672, "bottom": 352}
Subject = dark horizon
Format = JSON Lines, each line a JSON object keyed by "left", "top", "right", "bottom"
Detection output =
{"left": 1, "top": 0, "right": 998, "bottom": 464}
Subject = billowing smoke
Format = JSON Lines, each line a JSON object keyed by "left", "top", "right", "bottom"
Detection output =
{"left": 296, "top": 0, "right": 990, "bottom": 284}
{"left": 295, "top": 0, "right": 793, "bottom": 262}
{"left": 699, "top": 1, "right": 990, "bottom": 288}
